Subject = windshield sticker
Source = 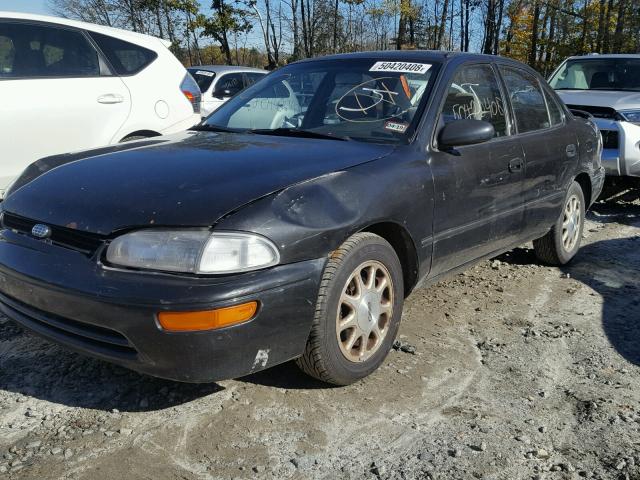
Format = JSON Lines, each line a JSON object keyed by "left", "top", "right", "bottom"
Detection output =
{"left": 195, "top": 70, "right": 215, "bottom": 77}
{"left": 335, "top": 77, "right": 413, "bottom": 123}
{"left": 369, "top": 62, "right": 431, "bottom": 74}
{"left": 384, "top": 121, "right": 408, "bottom": 133}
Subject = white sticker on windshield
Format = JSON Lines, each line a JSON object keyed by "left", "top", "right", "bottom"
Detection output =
{"left": 195, "top": 70, "right": 215, "bottom": 77}
{"left": 369, "top": 62, "right": 431, "bottom": 74}
{"left": 384, "top": 121, "right": 408, "bottom": 133}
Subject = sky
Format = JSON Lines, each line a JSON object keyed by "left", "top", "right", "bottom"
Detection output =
{"left": 0, "top": 0, "right": 49, "bottom": 15}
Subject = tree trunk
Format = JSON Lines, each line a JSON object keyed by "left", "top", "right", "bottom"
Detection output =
{"left": 482, "top": 0, "right": 495, "bottom": 54}
{"left": 290, "top": 0, "right": 300, "bottom": 59}
{"left": 603, "top": 0, "right": 615, "bottom": 52}
{"left": 333, "top": 0, "right": 339, "bottom": 52}
{"left": 437, "top": 0, "right": 450, "bottom": 49}
{"left": 464, "top": 0, "right": 470, "bottom": 51}
{"left": 493, "top": 0, "right": 504, "bottom": 54}
{"left": 528, "top": 1, "right": 540, "bottom": 67}
{"left": 596, "top": 0, "right": 606, "bottom": 52}
{"left": 612, "top": 0, "right": 627, "bottom": 52}
{"left": 459, "top": 0, "right": 464, "bottom": 51}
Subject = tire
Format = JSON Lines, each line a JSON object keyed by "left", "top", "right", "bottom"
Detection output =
{"left": 296, "top": 232, "right": 404, "bottom": 385}
{"left": 533, "top": 180, "right": 585, "bottom": 265}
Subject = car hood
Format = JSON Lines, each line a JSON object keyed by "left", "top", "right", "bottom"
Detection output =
{"left": 555, "top": 90, "right": 640, "bottom": 111}
{"left": 3, "top": 131, "right": 394, "bottom": 235}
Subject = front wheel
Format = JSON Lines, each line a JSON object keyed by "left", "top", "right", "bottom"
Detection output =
{"left": 296, "top": 233, "right": 404, "bottom": 385}
{"left": 533, "top": 180, "right": 585, "bottom": 265}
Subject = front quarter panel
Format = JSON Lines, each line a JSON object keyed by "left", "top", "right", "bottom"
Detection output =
{"left": 215, "top": 149, "right": 435, "bottom": 281}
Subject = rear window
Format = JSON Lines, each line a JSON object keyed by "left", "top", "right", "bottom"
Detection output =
{"left": 188, "top": 68, "right": 216, "bottom": 92}
{"left": 89, "top": 31, "right": 157, "bottom": 75}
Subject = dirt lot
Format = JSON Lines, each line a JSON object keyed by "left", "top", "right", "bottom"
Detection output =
{"left": 1, "top": 189, "right": 639, "bottom": 480}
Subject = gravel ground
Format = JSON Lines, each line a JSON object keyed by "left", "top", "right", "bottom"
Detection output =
{"left": 1, "top": 188, "right": 639, "bottom": 480}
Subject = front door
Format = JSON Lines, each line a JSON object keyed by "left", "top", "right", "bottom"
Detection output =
{"left": 429, "top": 63, "right": 525, "bottom": 277}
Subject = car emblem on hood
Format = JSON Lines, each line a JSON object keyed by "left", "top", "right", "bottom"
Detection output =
{"left": 31, "top": 224, "right": 52, "bottom": 239}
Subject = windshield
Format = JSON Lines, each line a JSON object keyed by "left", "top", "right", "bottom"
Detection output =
{"left": 549, "top": 58, "right": 640, "bottom": 91}
{"left": 202, "top": 59, "right": 439, "bottom": 144}
{"left": 187, "top": 68, "right": 216, "bottom": 92}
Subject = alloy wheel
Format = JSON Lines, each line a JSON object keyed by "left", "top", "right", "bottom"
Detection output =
{"left": 562, "top": 194, "right": 581, "bottom": 251}
{"left": 336, "top": 260, "right": 394, "bottom": 362}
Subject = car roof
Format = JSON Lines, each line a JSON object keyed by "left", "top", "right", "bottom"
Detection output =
{"left": 187, "top": 65, "right": 268, "bottom": 74}
{"left": 293, "top": 50, "right": 532, "bottom": 69}
{"left": 565, "top": 54, "right": 640, "bottom": 60}
{"left": 0, "top": 11, "right": 171, "bottom": 48}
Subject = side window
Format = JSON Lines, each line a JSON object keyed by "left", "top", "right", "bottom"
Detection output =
{"left": 89, "top": 31, "right": 157, "bottom": 75}
{"left": 0, "top": 33, "right": 15, "bottom": 74}
{"left": 245, "top": 72, "right": 265, "bottom": 87}
{"left": 499, "top": 66, "right": 550, "bottom": 133}
{"left": 440, "top": 64, "right": 508, "bottom": 138}
{"left": 216, "top": 73, "right": 244, "bottom": 96}
{"left": 544, "top": 89, "right": 564, "bottom": 126}
{"left": 0, "top": 22, "right": 99, "bottom": 78}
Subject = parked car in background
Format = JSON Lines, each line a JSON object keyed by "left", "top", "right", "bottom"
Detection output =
{"left": 187, "top": 65, "right": 268, "bottom": 116}
{"left": 0, "top": 52, "right": 604, "bottom": 385}
{"left": 0, "top": 11, "right": 201, "bottom": 197}
{"left": 549, "top": 54, "right": 640, "bottom": 180}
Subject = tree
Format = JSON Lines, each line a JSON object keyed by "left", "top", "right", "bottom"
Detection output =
{"left": 201, "top": 0, "right": 252, "bottom": 65}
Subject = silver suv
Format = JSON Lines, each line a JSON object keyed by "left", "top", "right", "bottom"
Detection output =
{"left": 549, "top": 54, "right": 640, "bottom": 179}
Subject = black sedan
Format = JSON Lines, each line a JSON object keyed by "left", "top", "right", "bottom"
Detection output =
{"left": 0, "top": 52, "right": 605, "bottom": 385}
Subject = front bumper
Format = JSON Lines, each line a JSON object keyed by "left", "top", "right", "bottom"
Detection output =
{"left": 594, "top": 118, "right": 640, "bottom": 177}
{"left": 0, "top": 229, "right": 325, "bottom": 382}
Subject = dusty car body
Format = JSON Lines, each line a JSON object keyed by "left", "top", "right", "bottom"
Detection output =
{"left": 549, "top": 54, "right": 640, "bottom": 178}
{"left": 0, "top": 51, "right": 605, "bottom": 385}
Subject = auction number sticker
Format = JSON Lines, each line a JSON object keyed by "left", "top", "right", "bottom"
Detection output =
{"left": 369, "top": 62, "right": 431, "bottom": 74}
{"left": 195, "top": 70, "right": 215, "bottom": 77}
{"left": 384, "top": 121, "right": 409, "bottom": 133}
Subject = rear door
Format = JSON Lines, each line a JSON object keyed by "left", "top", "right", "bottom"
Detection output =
{"left": 0, "top": 20, "right": 131, "bottom": 192}
{"left": 498, "top": 65, "right": 576, "bottom": 236}
{"left": 429, "top": 63, "right": 525, "bottom": 276}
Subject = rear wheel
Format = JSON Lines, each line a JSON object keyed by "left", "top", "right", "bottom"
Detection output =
{"left": 533, "top": 180, "right": 585, "bottom": 265}
{"left": 296, "top": 233, "right": 404, "bottom": 385}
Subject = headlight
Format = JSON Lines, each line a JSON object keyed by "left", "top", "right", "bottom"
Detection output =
{"left": 106, "top": 230, "right": 280, "bottom": 274}
{"left": 618, "top": 109, "right": 640, "bottom": 124}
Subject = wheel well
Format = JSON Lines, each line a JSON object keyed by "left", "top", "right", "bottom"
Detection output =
{"left": 120, "top": 130, "right": 161, "bottom": 142}
{"left": 575, "top": 172, "right": 592, "bottom": 206}
{"left": 360, "top": 222, "right": 419, "bottom": 297}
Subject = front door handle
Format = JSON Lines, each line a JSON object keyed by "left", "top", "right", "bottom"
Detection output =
{"left": 508, "top": 157, "right": 523, "bottom": 173}
{"left": 97, "top": 93, "right": 124, "bottom": 104}
{"left": 566, "top": 144, "right": 577, "bottom": 158}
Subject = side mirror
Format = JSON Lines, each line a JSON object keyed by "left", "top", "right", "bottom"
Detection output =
{"left": 438, "top": 119, "right": 495, "bottom": 149}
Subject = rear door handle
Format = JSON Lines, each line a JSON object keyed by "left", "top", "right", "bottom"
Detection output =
{"left": 508, "top": 157, "right": 523, "bottom": 173}
{"left": 97, "top": 93, "right": 124, "bottom": 104}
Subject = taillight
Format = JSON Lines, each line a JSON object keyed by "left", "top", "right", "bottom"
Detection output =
{"left": 180, "top": 73, "right": 201, "bottom": 114}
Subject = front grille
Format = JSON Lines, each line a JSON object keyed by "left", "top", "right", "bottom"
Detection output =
{"left": 600, "top": 130, "right": 619, "bottom": 149}
{"left": 1, "top": 212, "right": 105, "bottom": 254}
{"left": 566, "top": 104, "right": 619, "bottom": 120}
{"left": 0, "top": 292, "right": 137, "bottom": 359}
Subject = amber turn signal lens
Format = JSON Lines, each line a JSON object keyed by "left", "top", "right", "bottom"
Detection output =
{"left": 158, "top": 301, "right": 258, "bottom": 332}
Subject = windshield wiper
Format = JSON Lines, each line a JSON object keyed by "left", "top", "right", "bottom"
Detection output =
{"left": 189, "top": 124, "right": 240, "bottom": 133}
{"left": 248, "top": 128, "right": 349, "bottom": 141}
